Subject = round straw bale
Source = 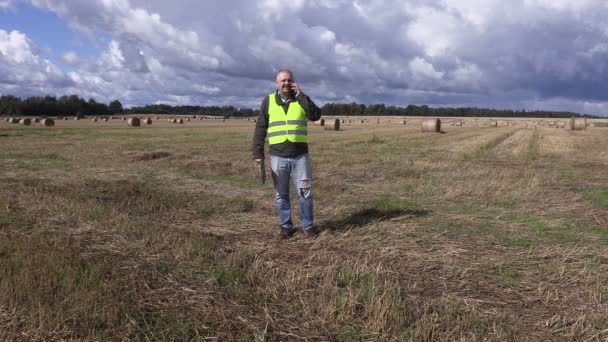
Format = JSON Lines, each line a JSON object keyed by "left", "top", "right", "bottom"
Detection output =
{"left": 314, "top": 118, "right": 325, "bottom": 126}
{"left": 74, "top": 117, "right": 80, "bottom": 120}
{"left": 20, "top": 118, "right": 32, "bottom": 125}
{"left": 92, "top": 118, "right": 98, "bottom": 122}
{"left": 9, "top": 117, "right": 19, "bottom": 124}
{"left": 187, "top": 118, "right": 190, "bottom": 122}
{"left": 489, "top": 121, "right": 498, "bottom": 127}
{"left": 324, "top": 118, "right": 340, "bottom": 131}
{"left": 570, "top": 118, "right": 586, "bottom": 130}
{"left": 63, "top": 117, "right": 68, "bottom": 120}
{"left": 177, "top": 118, "right": 184, "bottom": 124}
{"left": 41, "top": 118, "right": 55, "bottom": 127}
{"left": 421, "top": 118, "right": 441, "bottom": 133}
{"left": 144, "top": 118, "right": 152, "bottom": 125}
{"left": 33, "top": 118, "right": 40, "bottom": 123}
{"left": 403, "top": 120, "right": 407, "bottom": 125}
{"left": 127, "top": 117, "right": 141, "bottom": 127}
{"left": 360, "top": 119, "right": 365, "bottom": 124}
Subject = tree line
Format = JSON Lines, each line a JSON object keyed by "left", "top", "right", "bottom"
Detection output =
{"left": 320, "top": 103, "right": 594, "bottom": 118}
{"left": 0, "top": 94, "right": 597, "bottom": 118}
{"left": 0, "top": 95, "right": 124, "bottom": 117}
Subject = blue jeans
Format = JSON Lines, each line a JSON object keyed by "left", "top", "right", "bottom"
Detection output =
{"left": 270, "top": 153, "right": 314, "bottom": 231}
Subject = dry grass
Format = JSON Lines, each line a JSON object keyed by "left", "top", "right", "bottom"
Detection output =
{"left": 1, "top": 117, "right": 608, "bottom": 341}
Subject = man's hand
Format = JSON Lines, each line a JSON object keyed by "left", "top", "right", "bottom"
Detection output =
{"left": 256, "top": 158, "right": 266, "bottom": 184}
{"left": 290, "top": 82, "right": 301, "bottom": 97}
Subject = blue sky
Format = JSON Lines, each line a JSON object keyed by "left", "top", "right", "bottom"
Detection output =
{"left": 0, "top": 3, "right": 104, "bottom": 71}
{"left": 1, "top": 0, "right": 608, "bottom": 116}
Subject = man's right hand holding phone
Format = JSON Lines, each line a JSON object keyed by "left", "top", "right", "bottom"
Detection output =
{"left": 290, "top": 82, "right": 301, "bottom": 98}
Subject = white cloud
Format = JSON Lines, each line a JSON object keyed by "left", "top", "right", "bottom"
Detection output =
{"left": 0, "top": 0, "right": 12, "bottom": 9}
{"left": 0, "top": 0, "right": 606, "bottom": 115}
{"left": 0, "top": 29, "right": 72, "bottom": 91}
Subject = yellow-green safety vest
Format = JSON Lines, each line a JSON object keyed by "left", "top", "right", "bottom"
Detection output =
{"left": 267, "top": 93, "right": 308, "bottom": 145}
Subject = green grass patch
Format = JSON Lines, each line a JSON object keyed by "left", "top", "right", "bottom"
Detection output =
{"left": 0, "top": 153, "right": 25, "bottom": 160}
{"left": 562, "top": 223, "right": 608, "bottom": 239}
{"left": 441, "top": 219, "right": 496, "bottom": 239}
{"left": 339, "top": 324, "right": 363, "bottom": 342}
{"left": 208, "top": 265, "right": 248, "bottom": 287}
{"left": 520, "top": 130, "right": 541, "bottom": 161}
{"left": 69, "top": 177, "right": 183, "bottom": 217}
{"left": 190, "top": 170, "right": 253, "bottom": 185}
{"left": 451, "top": 204, "right": 498, "bottom": 220}
{"left": 502, "top": 213, "right": 545, "bottom": 229}
{"left": 366, "top": 135, "right": 385, "bottom": 144}
{"left": 503, "top": 238, "right": 534, "bottom": 248}
{"left": 125, "top": 312, "right": 210, "bottom": 340}
{"left": 501, "top": 213, "right": 581, "bottom": 243}
{"left": 336, "top": 269, "right": 379, "bottom": 289}
{"left": 462, "top": 132, "right": 514, "bottom": 161}
{"left": 195, "top": 196, "right": 255, "bottom": 219}
{"left": 373, "top": 196, "right": 417, "bottom": 210}
{"left": 559, "top": 165, "right": 577, "bottom": 181}
{"left": 83, "top": 206, "right": 105, "bottom": 221}
{"left": 584, "top": 188, "right": 608, "bottom": 209}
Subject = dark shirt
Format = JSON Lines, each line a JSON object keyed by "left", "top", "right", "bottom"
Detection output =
{"left": 252, "top": 91, "right": 321, "bottom": 159}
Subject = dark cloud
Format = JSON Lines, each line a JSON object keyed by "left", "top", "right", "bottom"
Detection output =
{"left": 0, "top": 0, "right": 606, "bottom": 115}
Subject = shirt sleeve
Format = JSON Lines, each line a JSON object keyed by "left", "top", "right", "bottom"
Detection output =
{"left": 252, "top": 96, "right": 269, "bottom": 160}
{"left": 296, "top": 92, "right": 322, "bottom": 122}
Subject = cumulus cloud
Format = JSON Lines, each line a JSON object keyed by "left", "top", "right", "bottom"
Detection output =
{"left": 0, "top": 29, "right": 73, "bottom": 92}
{"left": 0, "top": 0, "right": 13, "bottom": 9}
{"left": 1, "top": 0, "right": 607, "bottom": 115}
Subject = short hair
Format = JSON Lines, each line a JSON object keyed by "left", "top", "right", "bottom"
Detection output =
{"left": 275, "top": 69, "right": 294, "bottom": 79}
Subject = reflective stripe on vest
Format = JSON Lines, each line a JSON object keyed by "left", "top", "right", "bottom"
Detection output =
{"left": 267, "top": 93, "right": 308, "bottom": 145}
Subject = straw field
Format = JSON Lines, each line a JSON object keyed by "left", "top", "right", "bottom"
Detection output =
{"left": 1, "top": 116, "right": 607, "bottom": 341}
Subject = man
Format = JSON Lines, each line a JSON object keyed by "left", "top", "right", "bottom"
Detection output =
{"left": 252, "top": 69, "right": 322, "bottom": 239}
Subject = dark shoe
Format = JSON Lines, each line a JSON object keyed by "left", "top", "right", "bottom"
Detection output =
{"left": 302, "top": 227, "right": 319, "bottom": 239}
{"left": 279, "top": 227, "right": 295, "bottom": 240}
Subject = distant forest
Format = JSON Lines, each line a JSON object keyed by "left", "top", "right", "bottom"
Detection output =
{"left": 0, "top": 94, "right": 597, "bottom": 118}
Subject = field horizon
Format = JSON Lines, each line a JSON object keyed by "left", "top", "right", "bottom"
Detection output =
{"left": 1, "top": 117, "right": 607, "bottom": 341}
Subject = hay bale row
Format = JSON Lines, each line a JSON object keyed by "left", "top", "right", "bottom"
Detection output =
{"left": 570, "top": 118, "right": 587, "bottom": 130}
{"left": 127, "top": 117, "right": 140, "bottom": 127}
{"left": 41, "top": 118, "right": 55, "bottom": 127}
{"left": 5, "top": 117, "right": 54, "bottom": 126}
{"left": 421, "top": 118, "right": 441, "bottom": 133}
{"left": 324, "top": 118, "right": 340, "bottom": 131}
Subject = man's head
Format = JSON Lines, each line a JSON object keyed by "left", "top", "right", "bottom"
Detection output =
{"left": 275, "top": 69, "right": 295, "bottom": 98}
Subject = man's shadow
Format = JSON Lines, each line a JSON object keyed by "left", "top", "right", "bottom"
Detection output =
{"left": 318, "top": 207, "right": 432, "bottom": 232}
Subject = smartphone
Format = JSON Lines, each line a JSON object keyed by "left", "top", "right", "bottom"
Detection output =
{"left": 289, "top": 84, "right": 297, "bottom": 97}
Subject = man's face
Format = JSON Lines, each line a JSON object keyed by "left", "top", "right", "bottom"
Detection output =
{"left": 275, "top": 72, "right": 294, "bottom": 97}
